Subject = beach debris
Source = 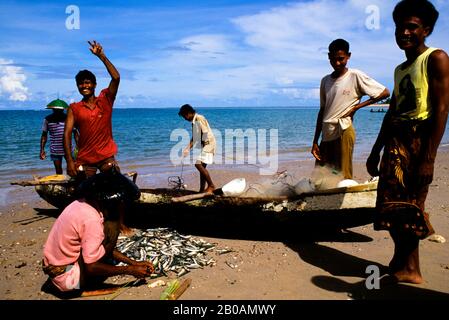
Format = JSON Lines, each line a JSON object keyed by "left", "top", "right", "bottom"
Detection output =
{"left": 225, "top": 261, "right": 238, "bottom": 269}
{"left": 160, "top": 279, "right": 179, "bottom": 300}
{"left": 116, "top": 228, "right": 217, "bottom": 276}
{"left": 148, "top": 280, "right": 166, "bottom": 288}
{"left": 170, "top": 278, "right": 192, "bottom": 300}
{"left": 428, "top": 234, "right": 446, "bottom": 243}
{"left": 216, "top": 248, "right": 234, "bottom": 255}
{"left": 160, "top": 278, "right": 192, "bottom": 300}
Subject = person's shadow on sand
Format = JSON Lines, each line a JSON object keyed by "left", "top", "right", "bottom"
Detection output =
{"left": 12, "top": 208, "right": 61, "bottom": 226}
{"left": 285, "top": 233, "right": 386, "bottom": 278}
{"left": 286, "top": 237, "right": 449, "bottom": 299}
{"left": 311, "top": 275, "right": 449, "bottom": 300}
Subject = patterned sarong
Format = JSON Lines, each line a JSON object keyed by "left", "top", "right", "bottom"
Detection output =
{"left": 375, "top": 118, "right": 435, "bottom": 239}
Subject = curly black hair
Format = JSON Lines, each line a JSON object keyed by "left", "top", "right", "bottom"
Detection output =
{"left": 393, "top": 0, "right": 439, "bottom": 35}
{"left": 178, "top": 104, "right": 196, "bottom": 117}
{"left": 75, "top": 69, "right": 97, "bottom": 85}
{"left": 328, "top": 39, "right": 350, "bottom": 54}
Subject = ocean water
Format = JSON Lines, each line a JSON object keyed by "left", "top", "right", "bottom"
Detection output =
{"left": 1, "top": 107, "right": 448, "bottom": 197}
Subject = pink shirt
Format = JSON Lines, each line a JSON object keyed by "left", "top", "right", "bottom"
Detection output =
{"left": 43, "top": 200, "right": 106, "bottom": 266}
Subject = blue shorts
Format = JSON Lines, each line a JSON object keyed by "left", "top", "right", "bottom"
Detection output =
{"left": 50, "top": 154, "right": 63, "bottom": 162}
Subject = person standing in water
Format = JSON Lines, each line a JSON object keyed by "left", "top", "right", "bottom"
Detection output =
{"left": 40, "top": 99, "right": 71, "bottom": 174}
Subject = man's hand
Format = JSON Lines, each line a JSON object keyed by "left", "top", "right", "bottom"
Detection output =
{"left": 366, "top": 152, "right": 380, "bottom": 177}
{"left": 311, "top": 143, "right": 321, "bottom": 161}
{"left": 341, "top": 107, "right": 356, "bottom": 119}
{"left": 40, "top": 150, "right": 46, "bottom": 160}
{"left": 67, "top": 160, "right": 77, "bottom": 177}
{"left": 182, "top": 147, "right": 190, "bottom": 158}
{"left": 88, "top": 40, "right": 120, "bottom": 98}
{"left": 88, "top": 40, "right": 104, "bottom": 57}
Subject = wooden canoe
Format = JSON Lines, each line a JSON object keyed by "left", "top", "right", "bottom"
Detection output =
{"left": 30, "top": 178, "right": 378, "bottom": 213}
{"left": 14, "top": 175, "right": 379, "bottom": 232}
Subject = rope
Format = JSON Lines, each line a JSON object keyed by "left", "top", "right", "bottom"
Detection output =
{"left": 168, "top": 161, "right": 186, "bottom": 190}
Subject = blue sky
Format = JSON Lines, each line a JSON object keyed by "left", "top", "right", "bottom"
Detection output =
{"left": 1, "top": 0, "right": 448, "bottom": 109}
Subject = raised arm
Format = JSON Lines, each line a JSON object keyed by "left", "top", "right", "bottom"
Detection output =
{"left": 88, "top": 40, "right": 120, "bottom": 99}
{"left": 64, "top": 107, "right": 77, "bottom": 177}
{"left": 418, "top": 49, "right": 449, "bottom": 185}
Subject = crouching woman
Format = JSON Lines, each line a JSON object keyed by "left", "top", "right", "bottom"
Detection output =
{"left": 42, "top": 170, "right": 153, "bottom": 294}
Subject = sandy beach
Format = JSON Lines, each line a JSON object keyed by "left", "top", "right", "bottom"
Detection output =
{"left": 1, "top": 149, "right": 448, "bottom": 301}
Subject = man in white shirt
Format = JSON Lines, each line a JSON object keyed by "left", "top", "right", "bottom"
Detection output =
{"left": 311, "top": 38, "right": 390, "bottom": 179}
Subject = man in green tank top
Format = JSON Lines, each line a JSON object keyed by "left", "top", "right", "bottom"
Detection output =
{"left": 367, "top": 0, "right": 449, "bottom": 284}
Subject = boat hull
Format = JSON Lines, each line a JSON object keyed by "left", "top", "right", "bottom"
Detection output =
{"left": 35, "top": 182, "right": 378, "bottom": 233}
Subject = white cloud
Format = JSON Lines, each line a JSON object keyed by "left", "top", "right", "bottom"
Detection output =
{"left": 0, "top": 58, "right": 29, "bottom": 101}
{"left": 272, "top": 88, "right": 320, "bottom": 100}
{"left": 225, "top": 0, "right": 401, "bottom": 99}
{"left": 4, "top": 0, "right": 446, "bottom": 108}
{"left": 112, "top": 0, "right": 405, "bottom": 105}
{"left": 179, "top": 34, "right": 230, "bottom": 54}
{"left": 232, "top": 0, "right": 395, "bottom": 53}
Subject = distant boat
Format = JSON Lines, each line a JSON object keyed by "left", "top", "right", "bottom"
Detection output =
{"left": 370, "top": 103, "right": 388, "bottom": 113}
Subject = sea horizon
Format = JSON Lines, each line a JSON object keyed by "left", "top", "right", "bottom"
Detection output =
{"left": 1, "top": 106, "right": 448, "bottom": 207}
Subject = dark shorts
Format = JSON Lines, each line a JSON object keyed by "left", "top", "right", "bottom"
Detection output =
{"left": 76, "top": 156, "right": 120, "bottom": 179}
{"left": 50, "top": 154, "right": 64, "bottom": 162}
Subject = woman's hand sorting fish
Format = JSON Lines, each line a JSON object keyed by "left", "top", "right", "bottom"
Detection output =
{"left": 126, "top": 263, "right": 155, "bottom": 279}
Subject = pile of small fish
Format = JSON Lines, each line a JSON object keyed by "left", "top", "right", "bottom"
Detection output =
{"left": 116, "top": 228, "right": 217, "bottom": 277}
